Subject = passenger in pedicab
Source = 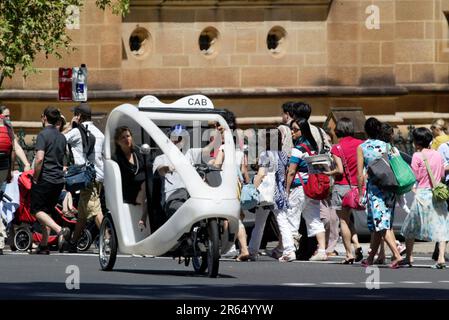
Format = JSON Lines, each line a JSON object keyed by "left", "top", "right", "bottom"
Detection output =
{"left": 112, "top": 126, "right": 148, "bottom": 230}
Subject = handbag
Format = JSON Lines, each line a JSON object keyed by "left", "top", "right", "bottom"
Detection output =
{"left": 388, "top": 145, "right": 416, "bottom": 195}
{"left": 65, "top": 162, "right": 96, "bottom": 193}
{"left": 367, "top": 150, "right": 398, "bottom": 192}
{"left": 336, "top": 145, "right": 366, "bottom": 210}
{"left": 240, "top": 183, "right": 259, "bottom": 210}
{"left": 422, "top": 153, "right": 449, "bottom": 202}
{"left": 257, "top": 152, "right": 276, "bottom": 206}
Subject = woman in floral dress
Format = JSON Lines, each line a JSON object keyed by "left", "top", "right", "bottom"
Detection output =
{"left": 356, "top": 117, "right": 403, "bottom": 268}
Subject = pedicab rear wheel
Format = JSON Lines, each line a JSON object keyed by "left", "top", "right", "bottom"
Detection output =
{"left": 99, "top": 216, "right": 117, "bottom": 271}
{"left": 207, "top": 219, "right": 220, "bottom": 278}
{"left": 14, "top": 228, "right": 32, "bottom": 252}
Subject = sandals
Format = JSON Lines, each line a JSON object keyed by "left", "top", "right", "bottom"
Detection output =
{"left": 32, "top": 245, "right": 50, "bottom": 255}
{"left": 236, "top": 254, "right": 250, "bottom": 262}
{"left": 355, "top": 247, "right": 363, "bottom": 262}
{"left": 431, "top": 263, "right": 447, "bottom": 269}
{"left": 341, "top": 258, "right": 354, "bottom": 265}
{"left": 58, "top": 227, "right": 71, "bottom": 251}
{"left": 398, "top": 258, "right": 413, "bottom": 268}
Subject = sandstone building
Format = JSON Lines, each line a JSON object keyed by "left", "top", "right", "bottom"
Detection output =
{"left": 1, "top": 0, "right": 448, "bottom": 129}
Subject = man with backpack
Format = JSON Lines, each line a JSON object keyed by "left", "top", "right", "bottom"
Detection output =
{"left": 63, "top": 102, "right": 104, "bottom": 252}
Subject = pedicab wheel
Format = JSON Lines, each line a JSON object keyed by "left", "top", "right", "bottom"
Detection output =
{"left": 77, "top": 229, "right": 92, "bottom": 252}
{"left": 14, "top": 228, "right": 32, "bottom": 252}
{"left": 99, "top": 216, "right": 117, "bottom": 271}
{"left": 206, "top": 219, "right": 220, "bottom": 278}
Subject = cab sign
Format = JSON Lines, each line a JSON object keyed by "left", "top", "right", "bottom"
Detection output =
{"left": 139, "top": 94, "right": 215, "bottom": 109}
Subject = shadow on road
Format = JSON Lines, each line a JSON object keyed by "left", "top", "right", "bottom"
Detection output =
{"left": 1, "top": 282, "right": 449, "bottom": 300}
{"left": 113, "top": 268, "right": 235, "bottom": 278}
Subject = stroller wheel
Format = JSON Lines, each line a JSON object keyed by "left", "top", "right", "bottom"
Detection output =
{"left": 14, "top": 228, "right": 32, "bottom": 252}
{"left": 77, "top": 229, "right": 92, "bottom": 252}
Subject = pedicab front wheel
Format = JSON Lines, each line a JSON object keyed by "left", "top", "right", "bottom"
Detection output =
{"left": 192, "top": 219, "right": 220, "bottom": 278}
{"left": 99, "top": 216, "right": 117, "bottom": 271}
{"left": 207, "top": 219, "right": 220, "bottom": 278}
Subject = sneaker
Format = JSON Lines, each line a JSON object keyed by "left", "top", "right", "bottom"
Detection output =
{"left": 68, "top": 241, "right": 78, "bottom": 253}
{"left": 32, "top": 245, "right": 50, "bottom": 255}
{"left": 278, "top": 252, "right": 296, "bottom": 263}
{"left": 222, "top": 244, "right": 238, "bottom": 258}
{"left": 249, "top": 254, "right": 258, "bottom": 261}
{"left": 270, "top": 247, "right": 283, "bottom": 260}
{"left": 309, "top": 251, "right": 328, "bottom": 261}
{"left": 58, "top": 227, "right": 71, "bottom": 251}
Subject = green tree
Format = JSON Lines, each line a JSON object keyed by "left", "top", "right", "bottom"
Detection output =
{"left": 0, "top": 0, "right": 129, "bottom": 88}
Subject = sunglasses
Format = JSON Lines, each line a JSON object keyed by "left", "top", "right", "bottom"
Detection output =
{"left": 291, "top": 127, "right": 300, "bottom": 133}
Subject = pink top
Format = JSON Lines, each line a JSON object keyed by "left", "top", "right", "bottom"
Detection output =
{"left": 411, "top": 149, "right": 445, "bottom": 189}
{"left": 331, "top": 136, "right": 363, "bottom": 186}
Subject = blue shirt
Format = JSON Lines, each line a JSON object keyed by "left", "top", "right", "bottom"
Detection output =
{"left": 290, "top": 139, "right": 314, "bottom": 188}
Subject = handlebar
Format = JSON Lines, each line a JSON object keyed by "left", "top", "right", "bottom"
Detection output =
{"left": 194, "top": 163, "right": 222, "bottom": 174}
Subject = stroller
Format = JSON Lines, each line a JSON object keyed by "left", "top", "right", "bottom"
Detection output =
{"left": 8, "top": 170, "right": 77, "bottom": 252}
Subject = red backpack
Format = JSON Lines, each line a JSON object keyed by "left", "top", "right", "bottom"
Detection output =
{"left": 296, "top": 144, "right": 331, "bottom": 200}
{"left": 0, "top": 125, "right": 13, "bottom": 154}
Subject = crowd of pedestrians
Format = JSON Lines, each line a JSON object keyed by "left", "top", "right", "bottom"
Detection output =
{"left": 0, "top": 100, "right": 448, "bottom": 271}
{"left": 227, "top": 102, "right": 449, "bottom": 269}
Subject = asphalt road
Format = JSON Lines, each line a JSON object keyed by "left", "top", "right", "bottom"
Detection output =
{"left": 1, "top": 251, "right": 449, "bottom": 300}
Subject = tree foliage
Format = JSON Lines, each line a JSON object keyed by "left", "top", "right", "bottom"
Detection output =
{"left": 0, "top": 0, "right": 129, "bottom": 88}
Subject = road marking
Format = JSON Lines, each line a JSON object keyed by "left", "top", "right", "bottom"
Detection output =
{"left": 400, "top": 281, "right": 433, "bottom": 284}
{"left": 359, "top": 282, "right": 394, "bottom": 285}
{"left": 321, "top": 282, "right": 356, "bottom": 285}
{"left": 438, "top": 281, "right": 449, "bottom": 283}
{"left": 282, "top": 283, "right": 317, "bottom": 286}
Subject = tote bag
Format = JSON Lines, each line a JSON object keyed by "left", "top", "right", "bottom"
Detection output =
{"left": 388, "top": 146, "right": 416, "bottom": 195}
{"left": 367, "top": 152, "right": 398, "bottom": 192}
{"left": 257, "top": 152, "right": 277, "bottom": 206}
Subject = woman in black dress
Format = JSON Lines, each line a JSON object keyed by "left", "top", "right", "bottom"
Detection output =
{"left": 113, "top": 126, "right": 148, "bottom": 230}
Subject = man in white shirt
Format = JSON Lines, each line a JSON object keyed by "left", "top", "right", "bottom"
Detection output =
{"left": 63, "top": 102, "right": 105, "bottom": 252}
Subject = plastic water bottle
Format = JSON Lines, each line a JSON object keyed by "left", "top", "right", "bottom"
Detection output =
{"left": 72, "top": 64, "right": 87, "bottom": 101}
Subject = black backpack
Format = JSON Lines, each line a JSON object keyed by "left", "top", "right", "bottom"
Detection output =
{"left": 68, "top": 123, "right": 96, "bottom": 164}
{"left": 78, "top": 123, "right": 96, "bottom": 161}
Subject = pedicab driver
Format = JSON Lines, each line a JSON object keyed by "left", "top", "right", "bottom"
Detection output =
{"left": 153, "top": 124, "right": 220, "bottom": 218}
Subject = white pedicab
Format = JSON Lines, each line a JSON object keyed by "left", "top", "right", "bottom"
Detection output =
{"left": 99, "top": 95, "right": 240, "bottom": 277}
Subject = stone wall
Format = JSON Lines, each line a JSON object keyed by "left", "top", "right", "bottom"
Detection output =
{"left": 1, "top": 0, "right": 448, "bottom": 123}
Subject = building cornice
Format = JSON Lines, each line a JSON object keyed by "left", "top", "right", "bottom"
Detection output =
{"left": 130, "top": 0, "right": 333, "bottom": 7}
{"left": 4, "top": 85, "right": 448, "bottom": 101}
